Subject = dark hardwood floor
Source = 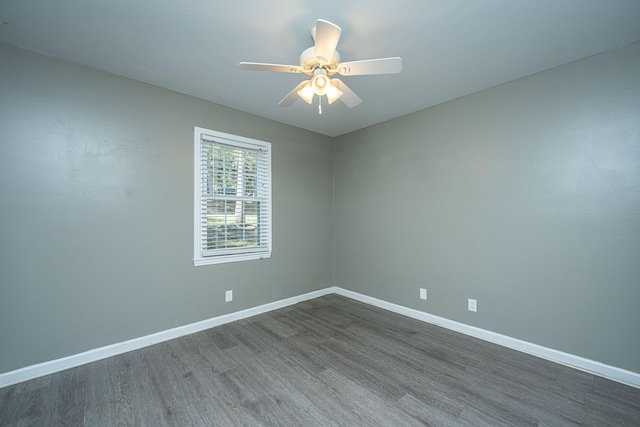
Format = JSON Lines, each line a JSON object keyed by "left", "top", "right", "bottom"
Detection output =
{"left": 1, "top": 294, "right": 639, "bottom": 426}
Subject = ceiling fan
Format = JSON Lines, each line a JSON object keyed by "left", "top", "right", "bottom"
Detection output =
{"left": 239, "top": 19, "right": 402, "bottom": 113}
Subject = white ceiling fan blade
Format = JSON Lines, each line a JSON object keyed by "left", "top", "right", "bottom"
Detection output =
{"left": 278, "top": 81, "right": 309, "bottom": 107}
{"left": 313, "top": 19, "right": 341, "bottom": 65}
{"left": 332, "top": 79, "right": 362, "bottom": 108}
{"left": 239, "top": 62, "right": 304, "bottom": 73}
{"left": 336, "top": 57, "right": 402, "bottom": 76}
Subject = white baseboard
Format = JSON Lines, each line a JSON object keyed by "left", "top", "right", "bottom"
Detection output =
{"left": 0, "top": 287, "right": 334, "bottom": 389}
{"left": 2, "top": 285, "right": 638, "bottom": 390}
{"left": 333, "top": 287, "right": 640, "bottom": 389}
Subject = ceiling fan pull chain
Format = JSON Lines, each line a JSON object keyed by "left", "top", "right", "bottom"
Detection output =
{"left": 318, "top": 96, "right": 323, "bottom": 114}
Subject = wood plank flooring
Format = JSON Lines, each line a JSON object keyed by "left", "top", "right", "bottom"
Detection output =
{"left": 1, "top": 294, "right": 639, "bottom": 426}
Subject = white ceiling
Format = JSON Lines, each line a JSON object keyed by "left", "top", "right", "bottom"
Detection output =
{"left": 2, "top": 0, "right": 640, "bottom": 137}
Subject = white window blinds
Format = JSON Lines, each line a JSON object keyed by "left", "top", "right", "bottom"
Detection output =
{"left": 194, "top": 128, "right": 271, "bottom": 265}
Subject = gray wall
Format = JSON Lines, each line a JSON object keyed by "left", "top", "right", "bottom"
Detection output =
{"left": 2, "top": 39, "right": 639, "bottom": 377}
{"left": 0, "top": 43, "right": 333, "bottom": 373}
{"left": 334, "top": 42, "right": 640, "bottom": 373}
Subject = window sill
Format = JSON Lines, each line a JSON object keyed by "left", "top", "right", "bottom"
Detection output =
{"left": 194, "top": 252, "right": 271, "bottom": 266}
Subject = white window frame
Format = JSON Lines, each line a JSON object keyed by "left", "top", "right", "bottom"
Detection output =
{"left": 193, "top": 127, "right": 272, "bottom": 266}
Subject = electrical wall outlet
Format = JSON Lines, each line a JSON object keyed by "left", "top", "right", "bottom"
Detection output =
{"left": 468, "top": 298, "right": 477, "bottom": 312}
{"left": 420, "top": 288, "right": 427, "bottom": 300}
{"left": 225, "top": 290, "right": 233, "bottom": 302}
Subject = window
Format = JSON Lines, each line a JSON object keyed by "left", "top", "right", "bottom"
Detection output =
{"left": 194, "top": 127, "right": 272, "bottom": 266}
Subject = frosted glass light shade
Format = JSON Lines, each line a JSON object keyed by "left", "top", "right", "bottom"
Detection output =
{"left": 326, "top": 84, "right": 343, "bottom": 104}
{"left": 297, "top": 82, "right": 314, "bottom": 104}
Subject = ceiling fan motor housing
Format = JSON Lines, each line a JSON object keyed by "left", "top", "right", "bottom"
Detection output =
{"left": 300, "top": 46, "right": 341, "bottom": 74}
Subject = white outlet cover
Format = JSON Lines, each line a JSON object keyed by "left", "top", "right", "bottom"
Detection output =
{"left": 225, "top": 290, "right": 233, "bottom": 302}
{"left": 468, "top": 298, "right": 477, "bottom": 312}
{"left": 420, "top": 288, "right": 427, "bottom": 300}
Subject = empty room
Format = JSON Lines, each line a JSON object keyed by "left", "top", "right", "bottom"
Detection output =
{"left": 1, "top": 1, "right": 639, "bottom": 425}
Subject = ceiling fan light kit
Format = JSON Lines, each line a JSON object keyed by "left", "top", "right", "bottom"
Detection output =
{"left": 239, "top": 19, "right": 402, "bottom": 113}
